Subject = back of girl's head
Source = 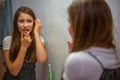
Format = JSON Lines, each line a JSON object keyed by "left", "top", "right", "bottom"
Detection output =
{"left": 68, "top": 0, "right": 114, "bottom": 52}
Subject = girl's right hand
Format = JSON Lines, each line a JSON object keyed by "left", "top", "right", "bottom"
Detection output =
{"left": 21, "top": 32, "right": 32, "bottom": 48}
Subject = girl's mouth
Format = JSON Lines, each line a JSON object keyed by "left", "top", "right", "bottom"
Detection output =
{"left": 23, "top": 29, "right": 29, "bottom": 31}
{"left": 23, "top": 29, "right": 30, "bottom": 34}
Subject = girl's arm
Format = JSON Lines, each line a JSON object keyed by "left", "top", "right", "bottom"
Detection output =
{"left": 34, "top": 19, "right": 47, "bottom": 64}
{"left": 3, "top": 33, "right": 31, "bottom": 76}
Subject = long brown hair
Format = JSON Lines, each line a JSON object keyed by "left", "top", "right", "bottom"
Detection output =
{"left": 68, "top": 0, "right": 114, "bottom": 52}
{"left": 9, "top": 6, "right": 36, "bottom": 62}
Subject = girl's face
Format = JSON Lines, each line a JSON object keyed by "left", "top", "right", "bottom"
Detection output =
{"left": 17, "top": 13, "right": 34, "bottom": 36}
{"left": 68, "top": 17, "right": 74, "bottom": 39}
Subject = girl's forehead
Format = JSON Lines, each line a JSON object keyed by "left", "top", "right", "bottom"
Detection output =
{"left": 18, "top": 13, "right": 33, "bottom": 19}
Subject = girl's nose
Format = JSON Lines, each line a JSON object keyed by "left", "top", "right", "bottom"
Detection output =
{"left": 23, "top": 21, "right": 28, "bottom": 27}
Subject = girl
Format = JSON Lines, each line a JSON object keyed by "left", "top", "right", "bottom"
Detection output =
{"left": 3, "top": 6, "right": 47, "bottom": 80}
{"left": 63, "top": 0, "right": 120, "bottom": 80}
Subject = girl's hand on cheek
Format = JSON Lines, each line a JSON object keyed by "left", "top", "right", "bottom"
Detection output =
{"left": 34, "top": 19, "right": 41, "bottom": 34}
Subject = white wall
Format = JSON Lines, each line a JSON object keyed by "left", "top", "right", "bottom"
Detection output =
{"left": 106, "top": 0, "right": 120, "bottom": 58}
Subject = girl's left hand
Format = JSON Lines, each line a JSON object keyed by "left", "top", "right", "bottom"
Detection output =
{"left": 34, "top": 19, "right": 41, "bottom": 34}
{"left": 67, "top": 40, "right": 73, "bottom": 52}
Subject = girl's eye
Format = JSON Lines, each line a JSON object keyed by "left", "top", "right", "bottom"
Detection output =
{"left": 27, "top": 20, "right": 32, "bottom": 23}
{"left": 18, "top": 20, "right": 24, "bottom": 23}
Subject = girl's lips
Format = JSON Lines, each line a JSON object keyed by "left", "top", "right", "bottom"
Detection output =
{"left": 23, "top": 29, "right": 29, "bottom": 31}
{"left": 22, "top": 29, "right": 30, "bottom": 34}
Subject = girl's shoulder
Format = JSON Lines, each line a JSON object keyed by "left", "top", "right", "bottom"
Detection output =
{"left": 67, "top": 51, "right": 90, "bottom": 62}
{"left": 3, "top": 36, "right": 12, "bottom": 41}
{"left": 64, "top": 51, "right": 97, "bottom": 78}
{"left": 3, "top": 36, "right": 12, "bottom": 50}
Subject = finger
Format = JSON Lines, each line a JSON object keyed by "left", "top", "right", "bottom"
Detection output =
{"left": 35, "top": 19, "right": 40, "bottom": 22}
{"left": 35, "top": 19, "right": 41, "bottom": 26}
{"left": 24, "top": 31, "right": 30, "bottom": 37}
{"left": 27, "top": 34, "right": 31, "bottom": 40}
{"left": 26, "top": 35, "right": 32, "bottom": 43}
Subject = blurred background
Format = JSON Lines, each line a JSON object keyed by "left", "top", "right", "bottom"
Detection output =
{"left": 0, "top": 0, "right": 120, "bottom": 80}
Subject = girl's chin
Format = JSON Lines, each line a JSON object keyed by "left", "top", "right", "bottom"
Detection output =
{"left": 23, "top": 31, "right": 31, "bottom": 35}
